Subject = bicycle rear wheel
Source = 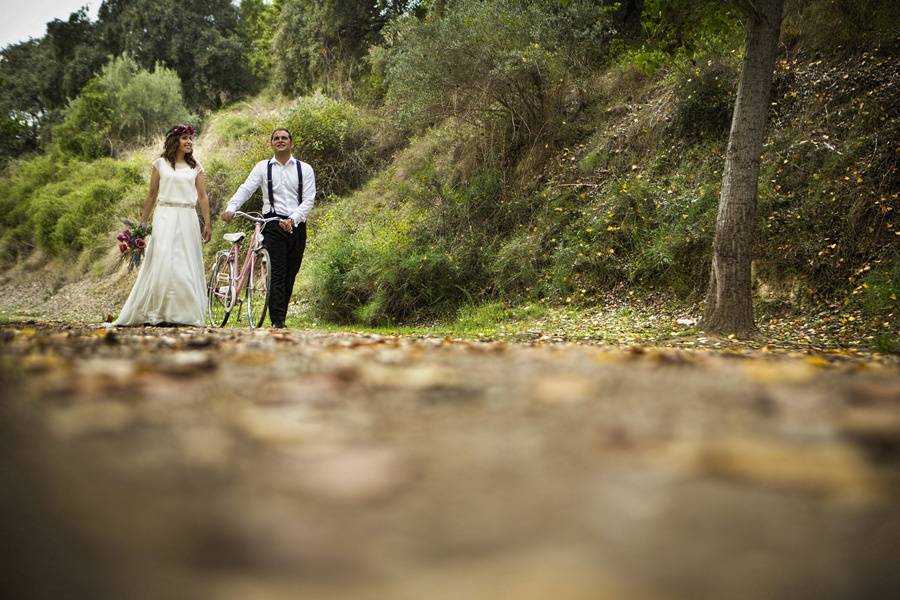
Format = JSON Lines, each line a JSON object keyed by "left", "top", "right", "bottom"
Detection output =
{"left": 207, "top": 252, "right": 234, "bottom": 327}
{"left": 246, "top": 248, "right": 271, "bottom": 328}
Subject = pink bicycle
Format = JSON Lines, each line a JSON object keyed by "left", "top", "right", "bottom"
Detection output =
{"left": 207, "top": 211, "right": 279, "bottom": 327}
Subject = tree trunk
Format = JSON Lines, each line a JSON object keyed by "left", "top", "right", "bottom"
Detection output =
{"left": 701, "top": 0, "right": 785, "bottom": 335}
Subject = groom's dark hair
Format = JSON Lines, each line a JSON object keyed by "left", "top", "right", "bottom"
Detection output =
{"left": 271, "top": 128, "right": 293, "bottom": 141}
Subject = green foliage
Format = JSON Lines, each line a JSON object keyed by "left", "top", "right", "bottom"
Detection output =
{"left": 51, "top": 80, "right": 115, "bottom": 159}
{"left": 104, "top": 56, "right": 192, "bottom": 142}
{"left": 0, "top": 154, "right": 144, "bottom": 261}
{"left": 44, "top": 8, "right": 107, "bottom": 105}
{"left": 856, "top": 257, "right": 899, "bottom": 319}
{"left": 52, "top": 56, "right": 191, "bottom": 159}
{"left": 272, "top": 0, "right": 413, "bottom": 98}
{"left": 239, "top": 0, "right": 283, "bottom": 81}
{"left": 872, "top": 332, "right": 900, "bottom": 355}
{"left": 2, "top": 0, "right": 260, "bottom": 158}
{"left": 451, "top": 301, "right": 546, "bottom": 335}
{"left": 380, "top": 0, "right": 616, "bottom": 156}
{"left": 619, "top": 47, "right": 670, "bottom": 76}
{"left": 621, "top": 0, "right": 741, "bottom": 74}
{"left": 308, "top": 203, "right": 467, "bottom": 324}
{"left": 783, "top": 0, "right": 900, "bottom": 53}
{"left": 488, "top": 229, "right": 543, "bottom": 296}
{"left": 99, "top": 0, "right": 257, "bottom": 108}
{"left": 672, "top": 62, "right": 737, "bottom": 140}
{"left": 0, "top": 40, "right": 54, "bottom": 160}
{"left": 303, "top": 127, "right": 504, "bottom": 324}
{"left": 0, "top": 8, "right": 106, "bottom": 160}
{"left": 640, "top": 0, "right": 742, "bottom": 58}
{"left": 214, "top": 112, "right": 266, "bottom": 142}
{"left": 203, "top": 93, "right": 381, "bottom": 198}
{"left": 0, "top": 114, "right": 35, "bottom": 165}
{"left": 283, "top": 94, "right": 380, "bottom": 196}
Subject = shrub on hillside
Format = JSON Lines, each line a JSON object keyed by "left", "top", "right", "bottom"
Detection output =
{"left": 32, "top": 159, "right": 144, "bottom": 255}
{"left": 272, "top": 0, "right": 412, "bottom": 98}
{"left": 625, "top": 0, "right": 742, "bottom": 72}
{"left": 284, "top": 94, "right": 380, "bottom": 196}
{"left": 52, "top": 81, "right": 116, "bottom": 159}
{"left": 380, "top": 0, "right": 616, "bottom": 158}
{"left": 0, "top": 156, "right": 143, "bottom": 260}
{"left": 489, "top": 230, "right": 544, "bottom": 296}
{"left": 52, "top": 56, "right": 192, "bottom": 159}
{"left": 783, "top": 0, "right": 900, "bottom": 53}
{"left": 304, "top": 140, "right": 509, "bottom": 325}
{"left": 672, "top": 62, "right": 736, "bottom": 140}
{"left": 856, "top": 257, "right": 899, "bottom": 318}
{"left": 308, "top": 200, "right": 480, "bottom": 325}
{"left": 209, "top": 94, "right": 381, "bottom": 199}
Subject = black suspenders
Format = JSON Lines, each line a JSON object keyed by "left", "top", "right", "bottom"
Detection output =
{"left": 266, "top": 160, "right": 304, "bottom": 216}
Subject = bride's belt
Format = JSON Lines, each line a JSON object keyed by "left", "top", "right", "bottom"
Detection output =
{"left": 157, "top": 200, "right": 195, "bottom": 208}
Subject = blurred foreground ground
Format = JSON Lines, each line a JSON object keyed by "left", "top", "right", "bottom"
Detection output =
{"left": 2, "top": 324, "right": 899, "bottom": 599}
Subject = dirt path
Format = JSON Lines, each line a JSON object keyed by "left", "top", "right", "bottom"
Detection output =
{"left": 2, "top": 324, "right": 899, "bottom": 599}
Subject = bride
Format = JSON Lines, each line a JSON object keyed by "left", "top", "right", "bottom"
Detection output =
{"left": 113, "top": 124, "right": 212, "bottom": 327}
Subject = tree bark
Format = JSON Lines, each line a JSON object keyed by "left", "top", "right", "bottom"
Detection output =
{"left": 701, "top": 0, "right": 784, "bottom": 335}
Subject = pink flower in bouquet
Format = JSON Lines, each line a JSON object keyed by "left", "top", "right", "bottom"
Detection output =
{"left": 117, "top": 218, "right": 151, "bottom": 270}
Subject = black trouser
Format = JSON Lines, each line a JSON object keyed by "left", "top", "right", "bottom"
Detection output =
{"left": 262, "top": 215, "right": 306, "bottom": 324}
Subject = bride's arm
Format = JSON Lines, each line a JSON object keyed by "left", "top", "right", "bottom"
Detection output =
{"left": 140, "top": 166, "right": 161, "bottom": 226}
{"left": 197, "top": 172, "right": 212, "bottom": 243}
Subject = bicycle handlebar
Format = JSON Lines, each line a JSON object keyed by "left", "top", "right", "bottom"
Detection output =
{"left": 233, "top": 211, "right": 283, "bottom": 224}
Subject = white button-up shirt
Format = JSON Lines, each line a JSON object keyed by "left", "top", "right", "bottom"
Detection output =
{"left": 226, "top": 156, "right": 316, "bottom": 226}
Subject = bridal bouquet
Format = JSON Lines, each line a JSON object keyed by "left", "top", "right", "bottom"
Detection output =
{"left": 117, "top": 219, "right": 151, "bottom": 271}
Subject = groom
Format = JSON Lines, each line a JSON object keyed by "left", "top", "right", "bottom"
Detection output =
{"left": 223, "top": 128, "right": 316, "bottom": 328}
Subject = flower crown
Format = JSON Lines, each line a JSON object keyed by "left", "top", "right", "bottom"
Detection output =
{"left": 169, "top": 124, "right": 195, "bottom": 136}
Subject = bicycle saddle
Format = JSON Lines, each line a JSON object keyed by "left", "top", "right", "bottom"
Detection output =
{"left": 223, "top": 232, "right": 245, "bottom": 243}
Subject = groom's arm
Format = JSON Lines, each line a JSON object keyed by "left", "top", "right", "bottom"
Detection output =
{"left": 224, "top": 161, "right": 265, "bottom": 220}
{"left": 289, "top": 163, "right": 316, "bottom": 226}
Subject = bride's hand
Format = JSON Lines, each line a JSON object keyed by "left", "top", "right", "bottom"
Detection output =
{"left": 202, "top": 223, "right": 212, "bottom": 243}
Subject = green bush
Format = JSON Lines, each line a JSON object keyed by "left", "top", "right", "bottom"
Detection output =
{"left": 205, "top": 94, "right": 381, "bottom": 199}
{"left": 783, "top": 0, "right": 900, "bottom": 53}
{"left": 214, "top": 111, "right": 267, "bottom": 142}
{"left": 633, "top": 0, "right": 742, "bottom": 66}
{"left": 272, "top": 0, "right": 411, "bottom": 98}
{"left": 857, "top": 257, "right": 900, "bottom": 319}
{"left": 0, "top": 155, "right": 143, "bottom": 260}
{"left": 489, "top": 229, "right": 544, "bottom": 296}
{"left": 672, "top": 62, "right": 736, "bottom": 140}
{"left": 381, "top": 0, "right": 616, "bottom": 156}
{"left": 52, "top": 81, "right": 115, "bottom": 159}
{"left": 52, "top": 55, "right": 191, "bottom": 159}
{"left": 283, "top": 93, "right": 380, "bottom": 196}
{"left": 108, "top": 58, "right": 192, "bottom": 142}
{"left": 306, "top": 167, "right": 496, "bottom": 325}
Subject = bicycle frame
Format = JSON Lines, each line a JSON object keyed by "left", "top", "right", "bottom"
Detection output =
{"left": 224, "top": 220, "right": 265, "bottom": 306}
{"left": 208, "top": 211, "right": 280, "bottom": 326}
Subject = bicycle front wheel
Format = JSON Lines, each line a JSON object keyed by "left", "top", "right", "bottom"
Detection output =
{"left": 207, "top": 252, "right": 234, "bottom": 327}
{"left": 246, "top": 248, "right": 271, "bottom": 328}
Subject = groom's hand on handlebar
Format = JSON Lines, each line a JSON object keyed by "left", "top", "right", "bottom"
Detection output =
{"left": 221, "top": 211, "right": 234, "bottom": 223}
{"left": 279, "top": 218, "right": 294, "bottom": 233}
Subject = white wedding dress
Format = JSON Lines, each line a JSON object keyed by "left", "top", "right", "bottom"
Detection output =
{"left": 114, "top": 158, "right": 207, "bottom": 326}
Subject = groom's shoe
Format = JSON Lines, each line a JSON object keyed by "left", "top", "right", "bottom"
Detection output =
{"left": 271, "top": 321, "right": 286, "bottom": 329}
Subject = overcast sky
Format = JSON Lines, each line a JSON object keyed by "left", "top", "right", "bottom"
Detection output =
{"left": 1, "top": 0, "right": 102, "bottom": 49}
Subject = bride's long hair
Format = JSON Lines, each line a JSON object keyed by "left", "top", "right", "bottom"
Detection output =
{"left": 162, "top": 125, "right": 198, "bottom": 169}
